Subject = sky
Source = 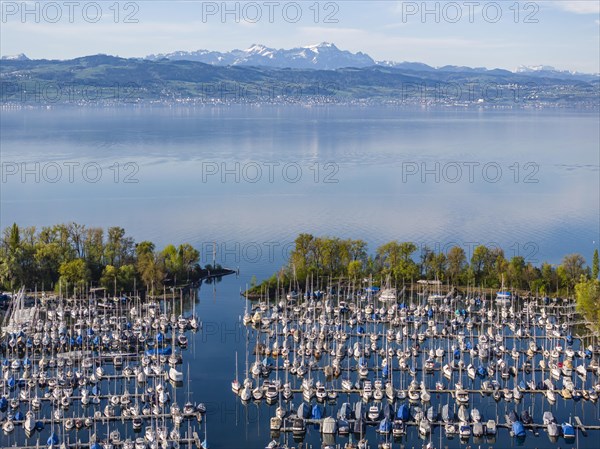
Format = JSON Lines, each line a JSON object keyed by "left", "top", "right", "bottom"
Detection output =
{"left": 1, "top": 1, "right": 599, "bottom": 72}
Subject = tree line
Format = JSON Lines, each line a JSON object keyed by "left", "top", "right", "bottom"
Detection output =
{"left": 254, "top": 233, "right": 599, "bottom": 298}
{"left": 0, "top": 223, "right": 208, "bottom": 296}
{"left": 2, "top": 226, "right": 598, "bottom": 329}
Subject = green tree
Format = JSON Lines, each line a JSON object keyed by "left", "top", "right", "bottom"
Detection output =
{"left": 557, "top": 265, "right": 568, "bottom": 291}
{"left": 7, "top": 223, "right": 20, "bottom": 252}
{"left": 139, "top": 253, "right": 165, "bottom": 295}
{"left": 494, "top": 255, "right": 508, "bottom": 287}
{"left": 523, "top": 263, "right": 541, "bottom": 292}
{"left": 348, "top": 260, "right": 363, "bottom": 280}
{"left": 471, "top": 245, "right": 490, "bottom": 284}
{"left": 136, "top": 241, "right": 155, "bottom": 259}
{"left": 446, "top": 246, "right": 466, "bottom": 285}
{"left": 464, "top": 266, "right": 476, "bottom": 285}
{"left": 159, "top": 243, "right": 199, "bottom": 283}
{"left": 349, "top": 240, "right": 368, "bottom": 262}
{"left": 575, "top": 276, "right": 600, "bottom": 330}
{"left": 100, "top": 265, "right": 119, "bottom": 294}
{"left": 105, "top": 226, "right": 134, "bottom": 267}
{"left": 118, "top": 264, "right": 137, "bottom": 292}
{"left": 83, "top": 227, "right": 104, "bottom": 279}
{"left": 100, "top": 263, "right": 137, "bottom": 294}
{"left": 394, "top": 242, "right": 418, "bottom": 282}
{"left": 561, "top": 253, "right": 586, "bottom": 289}
{"left": 34, "top": 241, "right": 64, "bottom": 287}
{"left": 0, "top": 223, "right": 24, "bottom": 288}
{"left": 592, "top": 249, "right": 599, "bottom": 280}
{"left": 420, "top": 246, "right": 434, "bottom": 279}
{"left": 470, "top": 245, "right": 505, "bottom": 286}
{"left": 364, "top": 256, "right": 378, "bottom": 277}
{"left": 508, "top": 256, "right": 525, "bottom": 289}
{"left": 67, "top": 222, "right": 86, "bottom": 258}
{"left": 486, "top": 248, "right": 505, "bottom": 287}
{"left": 178, "top": 244, "right": 200, "bottom": 280}
{"left": 161, "top": 244, "right": 181, "bottom": 279}
{"left": 311, "top": 237, "right": 326, "bottom": 274}
{"left": 321, "top": 238, "right": 350, "bottom": 276}
{"left": 58, "top": 259, "right": 90, "bottom": 292}
{"left": 377, "top": 241, "right": 402, "bottom": 280}
{"left": 50, "top": 224, "right": 76, "bottom": 261}
{"left": 289, "top": 233, "right": 315, "bottom": 279}
{"left": 541, "top": 262, "right": 557, "bottom": 293}
{"left": 431, "top": 252, "right": 447, "bottom": 281}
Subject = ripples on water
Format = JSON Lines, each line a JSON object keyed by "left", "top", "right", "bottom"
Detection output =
{"left": 1, "top": 106, "right": 598, "bottom": 264}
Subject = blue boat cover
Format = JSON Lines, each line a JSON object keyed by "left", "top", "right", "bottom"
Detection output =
{"left": 145, "top": 346, "right": 172, "bottom": 356}
{"left": 397, "top": 404, "right": 410, "bottom": 420}
{"left": 562, "top": 423, "right": 575, "bottom": 437}
{"left": 47, "top": 432, "right": 59, "bottom": 445}
{"left": 512, "top": 421, "right": 526, "bottom": 437}
{"left": 311, "top": 404, "right": 323, "bottom": 420}
{"left": 379, "top": 417, "right": 391, "bottom": 432}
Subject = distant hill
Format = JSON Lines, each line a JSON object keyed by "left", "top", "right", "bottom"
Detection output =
{"left": 1, "top": 53, "right": 597, "bottom": 105}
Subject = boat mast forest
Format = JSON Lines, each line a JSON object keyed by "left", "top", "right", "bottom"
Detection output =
{"left": 247, "top": 233, "right": 600, "bottom": 329}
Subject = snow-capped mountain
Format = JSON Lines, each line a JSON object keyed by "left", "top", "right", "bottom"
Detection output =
{"left": 516, "top": 65, "right": 558, "bottom": 73}
{"left": 146, "top": 42, "right": 375, "bottom": 69}
{"left": 378, "top": 60, "right": 437, "bottom": 72}
{"left": 1, "top": 53, "right": 30, "bottom": 61}
{"left": 516, "top": 65, "right": 599, "bottom": 81}
{"left": 146, "top": 43, "right": 598, "bottom": 79}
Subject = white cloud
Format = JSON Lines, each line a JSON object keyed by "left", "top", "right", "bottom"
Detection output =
{"left": 553, "top": 1, "right": 600, "bottom": 14}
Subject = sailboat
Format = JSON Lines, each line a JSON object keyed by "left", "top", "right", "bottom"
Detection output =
{"left": 169, "top": 366, "right": 184, "bottom": 383}
{"left": 379, "top": 277, "right": 397, "bottom": 302}
{"left": 24, "top": 410, "right": 35, "bottom": 435}
{"left": 201, "top": 413, "right": 209, "bottom": 448}
{"left": 495, "top": 275, "right": 511, "bottom": 303}
{"left": 231, "top": 351, "right": 241, "bottom": 394}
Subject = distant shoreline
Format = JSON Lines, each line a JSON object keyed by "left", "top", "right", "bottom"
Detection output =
{"left": 2, "top": 102, "right": 599, "bottom": 111}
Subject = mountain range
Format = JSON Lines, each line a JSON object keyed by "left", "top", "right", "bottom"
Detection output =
{"left": 4, "top": 43, "right": 598, "bottom": 82}
{"left": 146, "top": 42, "right": 376, "bottom": 71}
{"left": 143, "top": 42, "right": 599, "bottom": 82}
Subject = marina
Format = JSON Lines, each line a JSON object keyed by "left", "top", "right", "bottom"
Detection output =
{"left": 232, "top": 280, "right": 600, "bottom": 448}
{"left": 0, "top": 286, "right": 209, "bottom": 449}
{"left": 4, "top": 277, "right": 599, "bottom": 448}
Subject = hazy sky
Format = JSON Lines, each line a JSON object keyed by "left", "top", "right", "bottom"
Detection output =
{"left": 1, "top": 1, "right": 599, "bottom": 72}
